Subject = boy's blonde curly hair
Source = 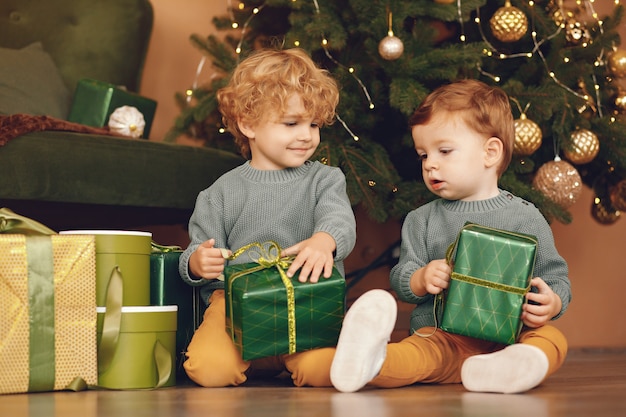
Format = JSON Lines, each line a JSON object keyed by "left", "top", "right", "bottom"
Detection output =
{"left": 217, "top": 48, "right": 339, "bottom": 158}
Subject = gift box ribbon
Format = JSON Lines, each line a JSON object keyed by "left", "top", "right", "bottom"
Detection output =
{"left": 226, "top": 241, "right": 298, "bottom": 355}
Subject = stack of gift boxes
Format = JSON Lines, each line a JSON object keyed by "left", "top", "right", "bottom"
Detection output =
{"left": 0, "top": 209, "right": 203, "bottom": 394}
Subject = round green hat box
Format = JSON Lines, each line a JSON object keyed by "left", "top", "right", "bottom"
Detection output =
{"left": 96, "top": 306, "right": 177, "bottom": 389}
{"left": 60, "top": 230, "right": 152, "bottom": 306}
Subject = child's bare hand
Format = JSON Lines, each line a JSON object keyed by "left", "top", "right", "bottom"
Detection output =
{"left": 282, "top": 232, "right": 336, "bottom": 283}
{"left": 189, "top": 238, "right": 231, "bottom": 280}
{"left": 522, "top": 277, "right": 562, "bottom": 328}
{"left": 411, "top": 259, "right": 451, "bottom": 296}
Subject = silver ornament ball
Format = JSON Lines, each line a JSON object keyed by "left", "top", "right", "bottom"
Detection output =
{"left": 378, "top": 35, "right": 404, "bottom": 60}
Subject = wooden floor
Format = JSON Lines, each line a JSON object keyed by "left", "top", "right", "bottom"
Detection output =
{"left": 2, "top": 349, "right": 625, "bottom": 417}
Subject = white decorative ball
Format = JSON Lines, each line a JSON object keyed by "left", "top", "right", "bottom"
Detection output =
{"left": 378, "top": 35, "right": 404, "bottom": 60}
{"left": 108, "top": 106, "right": 146, "bottom": 138}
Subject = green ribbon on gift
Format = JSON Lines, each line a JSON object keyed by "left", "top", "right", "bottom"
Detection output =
{"left": 98, "top": 267, "right": 124, "bottom": 374}
{"left": 26, "top": 235, "right": 55, "bottom": 392}
{"left": 0, "top": 207, "right": 56, "bottom": 235}
{"left": 226, "top": 241, "right": 297, "bottom": 355}
{"left": 151, "top": 241, "right": 182, "bottom": 253}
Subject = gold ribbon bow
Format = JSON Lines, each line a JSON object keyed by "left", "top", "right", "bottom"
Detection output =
{"left": 226, "top": 241, "right": 298, "bottom": 355}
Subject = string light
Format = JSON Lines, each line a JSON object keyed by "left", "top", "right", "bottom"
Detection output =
{"left": 467, "top": 0, "right": 607, "bottom": 118}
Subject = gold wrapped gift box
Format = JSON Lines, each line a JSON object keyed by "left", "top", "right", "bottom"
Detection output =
{"left": 0, "top": 234, "right": 97, "bottom": 394}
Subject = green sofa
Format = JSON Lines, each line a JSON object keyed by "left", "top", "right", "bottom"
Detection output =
{"left": 0, "top": 0, "right": 243, "bottom": 230}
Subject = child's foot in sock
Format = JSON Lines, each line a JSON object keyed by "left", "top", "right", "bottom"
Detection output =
{"left": 461, "top": 344, "right": 549, "bottom": 394}
{"left": 330, "top": 289, "right": 397, "bottom": 393}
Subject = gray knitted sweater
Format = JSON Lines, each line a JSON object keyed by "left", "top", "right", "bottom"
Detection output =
{"left": 179, "top": 160, "right": 357, "bottom": 305}
{"left": 390, "top": 189, "right": 571, "bottom": 333}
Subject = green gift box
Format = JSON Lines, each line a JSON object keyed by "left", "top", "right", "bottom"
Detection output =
{"left": 225, "top": 242, "right": 345, "bottom": 361}
{"left": 150, "top": 246, "right": 205, "bottom": 378}
{"left": 68, "top": 78, "right": 157, "bottom": 138}
{"left": 96, "top": 306, "right": 177, "bottom": 389}
{"left": 440, "top": 223, "right": 537, "bottom": 345}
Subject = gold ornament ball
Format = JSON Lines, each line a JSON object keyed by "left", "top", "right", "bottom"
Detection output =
{"left": 564, "top": 129, "right": 600, "bottom": 165}
{"left": 564, "top": 18, "right": 590, "bottom": 46}
{"left": 591, "top": 197, "right": 621, "bottom": 225}
{"left": 608, "top": 49, "right": 626, "bottom": 78}
{"left": 532, "top": 159, "right": 583, "bottom": 209}
{"left": 378, "top": 35, "right": 404, "bottom": 60}
{"left": 610, "top": 179, "right": 626, "bottom": 211}
{"left": 489, "top": 1, "right": 528, "bottom": 43}
{"left": 513, "top": 114, "right": 542, "bottom": 156}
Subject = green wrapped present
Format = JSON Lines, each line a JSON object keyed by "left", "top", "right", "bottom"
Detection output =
{"left": 225, "top": 242, "right": 345, "bottom": 361}
{"left": 150, "top": 243, "right": 205, "bottom": 379}
{"left": 68, "top": 78, "right": 157, "bottom": 138}
{"left": 440, "top": 223, "right": 537, "bottom": 345}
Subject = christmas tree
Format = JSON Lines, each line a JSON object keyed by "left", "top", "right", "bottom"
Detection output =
{"left": 166, "top": 0, "right": 626, "bottom": 225}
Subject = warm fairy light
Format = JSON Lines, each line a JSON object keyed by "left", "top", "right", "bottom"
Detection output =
{"left": 238, "top": 2, "right": 244, "bottom": 10}
{"left": 321, "top": 38, "right": 328, "bottom": 46}
{"left": 236, "top": 47, "right": 241, "bottom": 54}
{"left": 185, "top": 89, "right": 193, "bottom": 96}
{"left": 294, "top": 40, "right": 300, "bottom": 46}
{"left": 369, "top": 103, "right": 375, "bottom": 109}
{"left": 348, "top": 67, "right": 354, "bottom": 73}
{"left": 564, "top": 57, "right": 570, "bottom": 63}
{"left": 219, "top": 127, "right": 226, "bottom": 134}
{"left": 232, "top": 22, "right": 239, "bottom": 29}
{"left": 460, "top": 34, "right": 466, "bottom": 42}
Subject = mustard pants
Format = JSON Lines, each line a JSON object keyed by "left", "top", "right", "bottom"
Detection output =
{"left": 371, "top": 324, "right": 568, "bottom": 388}
{"left": 183, "top": 290, "right": 335, "bottom": 387}
{"left": 184, "top": 290, "right": 568, "bottom": 388}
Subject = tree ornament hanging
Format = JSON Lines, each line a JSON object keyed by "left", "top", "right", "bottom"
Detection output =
{"left": 547, "top": 1, "right": 567, "bottom": 27}
{"left": 564, "top": 17, "right": 590, "bottom": 46}
{"left": 108, "top": 106, "right": 146, "bottom": 138}
{"left": 489, "top": 1, "right": 528, "bottom": 43}
{"left": 378, "top": 10, "right": 404, "bottom": 61}
{"left": 532, "top": 157, "right": 583, "bottom": 209}
{"left": 563, "top": 129, "right": 600, "bottom": 165}
{"left": 608, "top": 49, "right": 626, "bottom": 79}
{"left": 513, "top": 113, "right": 542, "bottom": 156}
{"left": 591, "top": 197, "right": 621, "bottom": 225}
{"left": 610, "top": 179, "right": 626, "bottom": 211}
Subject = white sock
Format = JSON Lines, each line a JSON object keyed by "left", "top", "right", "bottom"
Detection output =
{"left": 330, "top": 289, "right": 397, "bottom": 393}
{"left": 461, "top": 344, "right": 549, "bottom": 394}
